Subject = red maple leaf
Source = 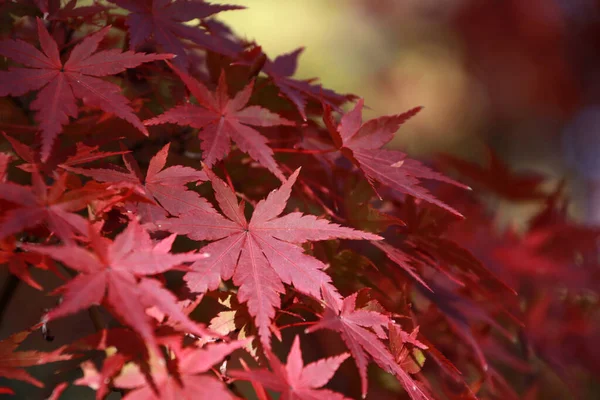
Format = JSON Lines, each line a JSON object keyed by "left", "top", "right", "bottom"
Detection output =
{"left": 239, "top": 46, "right": 353, "bottom": 120}
{"left": 323, "top": 99, "right": 468, "bottom": 216}
{"left": 0, "top": 170, "right": 106, "bottom": 242}
{"left": 66, "top": 143, "right": 213, "bottom": 223}
{"left": 0, "top": 236, "right": 57, "bottom": 290}
{"left": 307, "top": 287, "right": 431, "bottom": 400}
{"left": 112, "top": 339, "right": 247, "bottom": 400}
{"left": 145, "top": 65, "right": 295, "bottom": 180}
{"left": 0, "top": 18, "right": 171, "bottom": 160}
{"left": 372, "top": 240, "right": 432, "bottom": 291}
{"left": 262, "top": 48, "right": 350, "bottom": 121}
{"left": 389, "top": 324, "right": 428, "bottom": 375}
{"left": 231, "top": 335, "right": 351, "bottom": 400}
{"left": 21, "top": 220, "right": 210, "bottom": 352}
{"left": 109, "top": 0, "right": 244, "bottom": 68}
{"left": 438, "top": 147, "right": 547, "bottom": 201}
{"left": 3, "top": 132, "right": 128, "bottom": 175}
{"left": 156, "top": 167, "right": 381, "bottom": 348}
{"left": 388, "top": 196, "right": 515, "bottom": 299}
{"left": 0, "top": 329, "right": 74, "bottom": 389}
{"left": 0, "top": 152, "right": 10, "bottom": 181}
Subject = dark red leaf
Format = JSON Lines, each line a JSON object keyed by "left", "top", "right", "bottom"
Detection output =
{"left": 0, "top": 19, "right": 172, "bottom": 160}
{"left": 109, "top": 0, "right": 244, "bottom": 68}
{"left": 324, "top": 99, "right": 468, "bottom": 216}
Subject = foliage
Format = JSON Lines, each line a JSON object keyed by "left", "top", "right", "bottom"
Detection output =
{"left": 0, "top": 1, "right": 597, "bottom": 399}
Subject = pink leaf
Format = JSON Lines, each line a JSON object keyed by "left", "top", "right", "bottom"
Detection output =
{"left": 231, "top": 335, "right": 351, "bottom": 400}
{"left": 157, "top": 167, "right": 380, "bottom": 348}
{"left": 146, "top": 67, "right": 294, "bottom": 180}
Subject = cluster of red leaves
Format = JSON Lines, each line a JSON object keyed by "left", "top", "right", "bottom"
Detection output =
{"left": 0, "top": 1, "right": 597, "bottom": 399}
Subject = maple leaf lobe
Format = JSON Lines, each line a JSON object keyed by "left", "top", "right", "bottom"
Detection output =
{"left": 324, "top": 99, "right": 467, "bottom": 216}
{"left": 156, "top": 167, "right": 380, "bottom": 348}
{"left": 231, "top": 335, "right": 351, "bottom": 400}
{"left": 22, "top": 220, "right": 209, "bottom": 352}
{"left": 0, "top": 18, "right": 172, "bottom": 161}
{"left": 146, "top": 65, "right": 294, "bottom": 180}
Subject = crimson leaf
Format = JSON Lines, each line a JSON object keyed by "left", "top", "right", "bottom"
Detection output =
{"left": 231, "top": 335, "right": 351, "bottom": 400}
{"left": 0, "top": 329, "right": 73, "bottom": 388}
{"left": 0, "top": 170, "right": 105, "bottom": 242}
{"left": 0, "top": 18, "right": 171, "bottom": 160}
{"left": 307, "top": 287, "right": 431, "bottom": 400}
{"left": 156, "top": 167, "right": 381, "bottom": 348}
{"left": 66, "top": 143, "right": 212, "bottom": 223}
{"left": 145, "top": 65, "right": 294, "bottom": 180}
{"left": 324, "top": 99, "right": 468, "bottom": 216}
{"left": 21, "top": 220, "right": 210, "bottom": 352}
{"left": 240, "top": 46, "right": 353, "bottom": 120}
{"left": 109, "top": 0, "right": 244, "bottom": 68}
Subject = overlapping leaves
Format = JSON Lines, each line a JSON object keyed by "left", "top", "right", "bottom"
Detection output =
{"left": 22, "top": 221, "right": 210, "bottom": 353}
{"left": 0, "top": 18, "right": 171, "bottom": 160}
{"left": 156, "top": 166, "right": 381, "bottom": 348}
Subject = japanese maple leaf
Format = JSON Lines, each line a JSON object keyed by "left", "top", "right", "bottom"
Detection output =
{"left": 109, "top": 0, "right": 243, "bottom": 68}
{"left": 372, "top": 241, "right": 432, "bottom": 291}
{"left": 156, "top": 167, "right": 381, "bottom": 348}
{"left": 323, "top": 99, "right": 468, "bottom": 216}
{"left": 3, "top": 132, "right": 127, "bottom": 175}
{"left": 231, "top": 335, "right": 351, "bottom": 400}
{"left": 0, "top": 170, "right": 105, "bottom": 242}
{"left": 21, "top": 220, "right": 210, "bottom": 352}
{"left": 112, "top": 340, "right": 247, "bottom": 400}
{"left": 4, "top": 134, "right": 127, "bottom": 176}
{"left": 439, "top": 147, "right": 547, "bottom": 201}
{"left": 0, "top": 152, "right": 10, "bottom": 181}
{"left": 389, "top": 324, "right": 428, "bottom": 375}
{"left": 0, "top": 236, "right": 54, "bottom": 290}
{"left": 389, "top": 196, "right": 515, "bottom": 298}
{"left": 145, "top": 65, "right": 294, "bottom": 180}
{"left": 0, "top": 329, "right": 73, "bottom": 389}
{"left": 240, "top": 46, "right": 352, "bottom": 120}
{"left": 307, "top": 287, "right": 431, "bottom": 400}
{"left": 66, "top": 143, "right": 213, "bottom": 223}
{"left": 0, "top": 18, "right": 171, "bottom": 160}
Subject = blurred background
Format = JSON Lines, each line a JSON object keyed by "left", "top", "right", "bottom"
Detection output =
{"left": 217, "top": 0, "right": 600, "bottom": 226}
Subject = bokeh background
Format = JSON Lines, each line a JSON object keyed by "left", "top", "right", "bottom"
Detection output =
{"left": 217, "top": 0, "right": 600, "bottom": 226}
